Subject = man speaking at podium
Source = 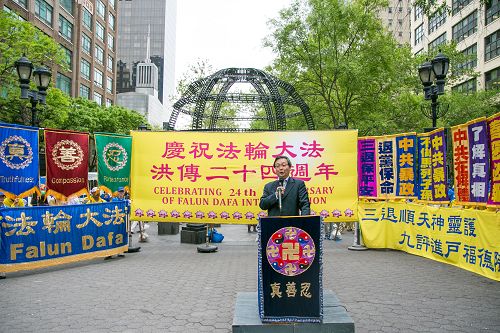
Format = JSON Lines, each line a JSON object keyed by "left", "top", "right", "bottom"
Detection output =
{"left": 259, "top": 156, "right": 310, "bottom": 216}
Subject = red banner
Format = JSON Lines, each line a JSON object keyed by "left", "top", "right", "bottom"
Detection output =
{"left": 45, "top": 129, "right": 89, "bottom": 199}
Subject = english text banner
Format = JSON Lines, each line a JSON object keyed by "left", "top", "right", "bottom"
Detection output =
{"left": 130, "top": 130, "right": 358, "bottom": 223}
{"left": 45, "top": 129, "right": 89, "bottom": 199}
{"left": 0, "top": 202, "right": 128, "bottom": 272}
{"left": 95, "top": 133, "right": 132, "bottom": 193}
{"left": 0, "top": 122, "right": 39, "bottom": 198}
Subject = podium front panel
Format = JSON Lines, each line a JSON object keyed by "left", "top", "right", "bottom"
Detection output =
{"left": 258, "top": 215, "right": 323, "bottom": 323}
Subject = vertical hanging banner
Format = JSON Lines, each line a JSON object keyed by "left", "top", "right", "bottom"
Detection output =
{"left": 418, "top": 128, "right": 448, "bottom": 203}
{"left": 0, "top": 122, "right": 39, "bottom": 198}
{"left": 358, "top": 137, "right": 377, "bottom": 198}
{"left": 368, "top": 133, "right": 417, "bottom": 199}
{"left": 488, "top": 112, "right": 500, "bottom": 207}
{"left": 130, "top": 131, "right": 359, "bottom": 223}
{"left": 45, "top": 129, "right": 89, "bottom": 199}
{"left": 451, "top": 123, "right": 470, "bottom": 203}
{"left": 452, "top": 117, "right": 490, "bottom": 205}
{"left": 95, "top": 133, "right": 132, "bottom": 193}
{"left": 468, "top": 118, "right": 489, "bottom": 204}
{"left": 376, "top": 136, "right": 397, "bottom": 198}
{"left": 395, "top": 133, "right": 417, "bottom": 198}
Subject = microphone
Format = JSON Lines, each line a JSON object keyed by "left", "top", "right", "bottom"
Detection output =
{"left": 278, "top": 178, "right": 284, "bottom": 212}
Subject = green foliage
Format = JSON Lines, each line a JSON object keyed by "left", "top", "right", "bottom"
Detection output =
{"left": 61, "top": 98, "right": 146, "bottom": 135}
{"left": 0, "top": 11, "right": 66, "bottom": 88}
{"left": 441, "top": 90, "right": 499, "bottom": 126}
{"left": 263, "top": 0, "right": 488, "bottom": 135}
{"left": 0, "top": 11, "right": 67, "bottom": 126}
{"left": 264, "top": 0, "right": 416, "bottom": 131}
{"left": 0, "top": 11, "right": 145, "bottom": 135}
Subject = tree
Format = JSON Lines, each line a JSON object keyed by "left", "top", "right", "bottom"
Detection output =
{"left": 60, "top": 98, "right": 145, "bottom": 135}
{"left": 0, "top": 11, "right": 67, "bottom": 126}
{"left": 264, "top": 0, "right": 478, "bottom": 135}
{"left": 264, "top": 0, "right": 416, "bottom": 131}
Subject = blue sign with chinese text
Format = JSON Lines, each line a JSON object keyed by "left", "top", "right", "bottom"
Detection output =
{"left": 0, "top": 202, "right": 128, "bottom": 272}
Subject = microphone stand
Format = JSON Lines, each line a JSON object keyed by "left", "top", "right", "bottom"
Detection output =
{"left": 278, "top": 179, "right": 284, "bottom": 214}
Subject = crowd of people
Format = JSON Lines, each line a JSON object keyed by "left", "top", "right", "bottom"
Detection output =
{"left": 0, "top": 185, "right": 129, "bottom": 208}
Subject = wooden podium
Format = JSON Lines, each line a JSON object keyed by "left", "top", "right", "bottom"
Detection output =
{"left": 258, "top": 215, "right": 323, "bottom": 323}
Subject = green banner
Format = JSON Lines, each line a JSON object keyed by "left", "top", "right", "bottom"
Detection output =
{"left": 95, "top": 133, "right": 132, "bottom": 192}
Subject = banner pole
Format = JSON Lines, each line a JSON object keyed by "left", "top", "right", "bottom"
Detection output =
{"left": 348, "top": 221, "right": 368, "bottom": 251}
{"left": 197, "top": 223, "right": 217, "bottom": 253}
{"left": 125, "top": 206, "right": 141, "bottom": 253}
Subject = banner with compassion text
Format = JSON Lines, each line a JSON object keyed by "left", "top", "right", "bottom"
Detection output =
{"left": 0, "top": 122, "right": 39, "bottom": 198}
{"left": 45, "top": 129, "right": 89, "bottom": 200}
{"left": 130, "top": 130, "right": 359, "bottom": 223}
{"left": 359, "top": 201, "right": 500, "bottom": 281}
{"left": 0, "top": 201, "right": 128, "bottom": 272}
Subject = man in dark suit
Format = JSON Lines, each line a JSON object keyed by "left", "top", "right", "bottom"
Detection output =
{"left": 259, "top": 156, "right": 311, "bottom": 216}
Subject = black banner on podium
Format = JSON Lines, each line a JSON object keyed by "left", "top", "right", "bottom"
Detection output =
{"left": 258, "top": 215, "right": 323, "bottom": 323}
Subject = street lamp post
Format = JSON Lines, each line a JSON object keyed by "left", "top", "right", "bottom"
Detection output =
{"left": 418, "top": 51, "right": 450, "bottom": 129}
{"left": 15, "top": 55, "right": 52, "bottom": 127}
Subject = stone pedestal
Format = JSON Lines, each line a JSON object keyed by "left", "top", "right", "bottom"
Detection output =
{"left": 158, "top": 223, "right": 179, "bottom": 235}
{"left": 232, "top": 291, "right": 354, "bottom": 333}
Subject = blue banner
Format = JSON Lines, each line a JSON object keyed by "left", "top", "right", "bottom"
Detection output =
{"left": 395, "top": 134, "right": 417, "bottom": 197}
{"left": 0, "top": 122, "right": 39, "bottom": 197}
{"left": 0, "top": 202, "right": 128, "bottom": 272}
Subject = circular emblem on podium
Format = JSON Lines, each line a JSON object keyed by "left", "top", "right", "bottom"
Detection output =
{"left": 266, "top": 226, "right": 315, "bottom": 276}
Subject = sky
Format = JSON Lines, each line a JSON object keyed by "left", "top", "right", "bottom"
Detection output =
{"left": 174, "top": 0, "right": 292, "bottom": 85}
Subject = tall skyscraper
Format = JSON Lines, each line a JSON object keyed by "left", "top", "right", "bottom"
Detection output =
{"left": 116, "top": 0, "right": 177, "bottom": 104}
{"left": 2, "top": 0, "right": 118, "bottom": 107}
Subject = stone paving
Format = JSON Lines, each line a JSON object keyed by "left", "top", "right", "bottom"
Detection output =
{"left": 1, "top": 223, "right": 499, "bottom": 333}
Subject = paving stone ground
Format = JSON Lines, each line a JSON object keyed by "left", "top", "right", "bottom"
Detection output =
{"left": 1, "top": 223, "right": 499, "bottom": 333}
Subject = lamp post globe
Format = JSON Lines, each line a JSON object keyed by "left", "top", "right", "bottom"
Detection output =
{"left": 33, "top": 65, "right": 52, "bottom": 91}
{"left": 431, "top": 52, "right": 450, "bottom": 80}
{"left": 418, "top": 60, "right": 434, "bottom": 88}
{"left": 14, "top": 55, "right": 51, "bottom": 127}
{"left": 15, "top": 55, "right": 33, "bottom": 83}
{"left": 418, "top": 51, "right": 449, "bottom": 130}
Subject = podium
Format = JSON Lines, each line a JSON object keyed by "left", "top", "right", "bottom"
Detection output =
{"left": 258, "top": 215, "right": 323, "bottom": 323}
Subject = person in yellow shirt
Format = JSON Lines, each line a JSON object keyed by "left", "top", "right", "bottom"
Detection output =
{"left": 88, "top": 187, "right": 105, "bottom": 203}
{"left": 1, "top": 192, "right": 25, "bottom": 207}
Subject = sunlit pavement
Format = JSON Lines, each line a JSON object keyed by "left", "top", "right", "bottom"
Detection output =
{"left": 1, "top": 223, "right": 499, "bottom": 333}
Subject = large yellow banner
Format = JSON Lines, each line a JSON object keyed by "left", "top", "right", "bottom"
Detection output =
{"left": 359, "top": 201, "right": 500, "bottom": 281}
{"left": 130, "top": 130, "right": 358, "bottom": 224}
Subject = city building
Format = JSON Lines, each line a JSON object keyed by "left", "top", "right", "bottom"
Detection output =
{"left": 2, "top": 0, "right": 118, "bottom": 106}
{"left": 116, "top": 30, "right": 165, "bottom": 127}
{"left": 116, "top": 0, "right": 177, "bottom": 104}
{"left": 409, "top": 0, "right": 500, "bottom": 91}
{"left": 377, "top": 0, "right": 412, "bottom": 45}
